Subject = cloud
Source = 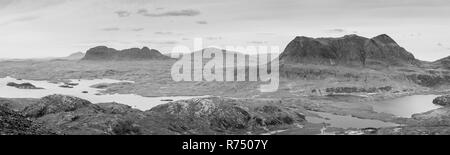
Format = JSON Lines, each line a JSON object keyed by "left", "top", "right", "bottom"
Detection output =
{"left": 137, "top": 9, "right": 148, "bottom": 14}
{"left": 326, "top": 28, "right": 358, "bottom": 34}
{"left": 154, "top": 31, "right": 174, "bottom": 35}
{"left": 437, "top": 43, "right": 450, "bottom": 51}
{"left": 154, "top": 31, "right": 183, "bottom": 35}
{"left": 101, "top": 27, "right": 120, "bottom": 31}
{"left": 0, "top": 0, "right": 14, "bottom": 9}
{"left": 248, "top": 41, "right": 268, "bottom": 44}
{"left": 115, "top": 10, "right": 131, "bottom": 17}
{"left": 196, "top": 21, "right": 208, "bottom": 24}
{"left": 132, "top": 28, "right": 144, "bottom": 31}
{"left": 257, "top": 33, "right": 276, "bottom": 36}
{"left": 158, "top": 41, "right": 179, "bottom": 45}
{"left": 206, "top": 37, "right": 222, "bottom": 40}
{"left": 0, "top": 16, "right": 39, "bottom": 26}
{"left": 327, "top": 28, "right": 346, "bottom": 33}
{"left": 139, "top": 9, "right": 200, "bottom": 17}
{"left": 143, "top": 40, "right": 179, "bottom": 45}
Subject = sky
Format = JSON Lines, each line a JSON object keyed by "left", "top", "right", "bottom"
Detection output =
{"left": 0, "top": 0, "right": 450, "bottom": 61}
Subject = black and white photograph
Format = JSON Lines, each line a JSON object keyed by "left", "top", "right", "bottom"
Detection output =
{"left": 0, "top": 0, "right": 449, "bottom": 152}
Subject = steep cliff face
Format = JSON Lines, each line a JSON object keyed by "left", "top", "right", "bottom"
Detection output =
{"left": 279, "top": 34, "right": 417, "bottom": 67}
{"left": 82, "top": 46, "right": 171, "bottom": 61}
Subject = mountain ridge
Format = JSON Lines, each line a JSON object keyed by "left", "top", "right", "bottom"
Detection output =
{"left": 82, "top": 46, "right": 171, "bottom": 61}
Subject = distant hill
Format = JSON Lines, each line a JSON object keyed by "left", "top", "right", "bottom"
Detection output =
{"left": 82, "top": 46, "right": 171, "bottom": 61}
{"left": 63, "top": 52, "right": 85, "bottom": 60}
{"left": 279, "top": 34, "right": 418, "bottom": 67}
{"left": 167, "top": 47, "right": 277, "bottom": 66}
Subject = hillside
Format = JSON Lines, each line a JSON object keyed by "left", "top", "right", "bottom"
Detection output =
{"left": 434, "top": 56, "right": 450, "bottom": 70}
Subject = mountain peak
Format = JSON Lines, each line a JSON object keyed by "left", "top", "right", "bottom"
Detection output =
{"left": 142, "top": 46, "right": 151, "bottom": 51}
{"left": 372, "top": 34, "right": 398, "bottom": 45}
{"left": 294, "top": 36, "right": 314, "bottom": 40}
{"left": 279, "top": 34, "right": 417, "bottom": 67}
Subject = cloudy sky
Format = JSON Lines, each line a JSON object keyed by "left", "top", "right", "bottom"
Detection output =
{"left": 0, "top": 0, "right": 449, "bottom": 61}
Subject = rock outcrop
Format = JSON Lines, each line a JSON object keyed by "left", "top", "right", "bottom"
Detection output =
{"left": 82, "top": 46, "right": 171, "bottom": 61}
{"left": 0, "top": 106, "right": 54, "bottom": 135}
{"left": 433, "top": 95, "right": 450, "bottom": 106}
{"left": 279, "top": 34, "right": 418, "bottom": 67}
{"left": 23, "top": 95, "right": 92, "bottom": 118}
{"left": 7, "top": 82, "right": 43, "bottom": 89}
{"left": 6, "top": 94, "right": 306, "bottom": 135}
{"left": 140, "top": 97, "right": 306, "bottom": 134}
{"left": 21, "top": 95, "right": 145, "bottom": 135}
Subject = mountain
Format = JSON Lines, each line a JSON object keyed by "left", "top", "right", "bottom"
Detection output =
{"left": 63, "top": 52, "right": 85, "bottom": 60}
{"left": 279, "top": 34, "right": 418, "bottom": 67}
{"left": 82, "top": 46, "right": 171, "bottom": 61}
{"left": 168, "top": 47, "right": 276, "bottom": 67}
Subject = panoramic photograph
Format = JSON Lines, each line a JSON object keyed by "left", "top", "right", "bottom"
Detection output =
{"left": 1, "top": 0, "right": 450, "bottom": 140}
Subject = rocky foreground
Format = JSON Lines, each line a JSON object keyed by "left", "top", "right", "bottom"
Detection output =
{"left": 4, "top": 94, "right": 450, "bottom": 135}
{"left": 0, "top": 104, "right": 53, "bottom": 135}
{"left": 1, "top": 95, "right": 306, "bottom": 135}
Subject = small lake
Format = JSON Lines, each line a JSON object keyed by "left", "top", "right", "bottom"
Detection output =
{"left": 306, "top": 111, "right": 398, "bottom": 129}
{"left": 0, "top": 76, "right": 205, "bottom": 111}
{"left": 372, "top": 95, "right": 442, "bottom": 118}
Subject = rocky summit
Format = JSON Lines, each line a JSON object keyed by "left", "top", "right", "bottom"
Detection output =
{"left": 279, "top": 34, "right": 418, "bottom": 67}
{"left": 82, "top": 46, "right": 171, "bottom": 61}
